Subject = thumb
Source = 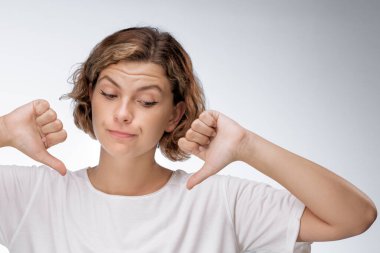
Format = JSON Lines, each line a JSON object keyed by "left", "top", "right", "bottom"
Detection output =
{"left": 187, "top": 162, "right": 216, "bottom": 190}
{"left": 35, "top": 150, "right": 67, "bottom": 176}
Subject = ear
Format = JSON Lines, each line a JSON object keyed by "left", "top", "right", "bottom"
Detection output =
{"left": 165, "top": 102, "right": 186, "bottom": 132}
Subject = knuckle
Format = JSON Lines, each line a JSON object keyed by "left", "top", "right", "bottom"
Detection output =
{"left": 201, "top": 135, "right": 209, "bottom": 142}
{"left": 50, "top": 110, "right": 57, "bottom": 119}
{"left": 199, "top": 111, "right": 207, "bottom": 120}
{"left": 178, "top": 137, "right": 184, "bottom": 145}
{"left": 61, "top": 130, "right": 68, "bottom": 141}
{"left": 207, "top": 128, "right": 215, "bottom": 136}
{"left": 200, "top": 110, "right": 208, "bottom": 117}
{"left": 55, "top": 119, "right": 63, "bottom": 129}
{"left": 200, "top": 112, "right": 212, "bottom": 125}
{"left": 191, "top": 144, "right": 199, "bottom": 154}
{"left": 191, "top": 120, "right": 198, "bottom": 129}
{"left": 40, "top": 99, "right": 50, "bottom": 108}
{"left": 185, "top": 129, "right": 193, "bottom": 139}
{"left": 35, "top": 99, "right": 47, "bottom": 106}
{"left": 34, "top": 99, "right": 50, "bottom": 115}
{"left": 178, "top": 140, "right": 189, "bottom": 152}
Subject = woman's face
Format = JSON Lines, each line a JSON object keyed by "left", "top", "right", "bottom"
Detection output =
{"left": 90, "top": 61, "right": 183, "bottom": 159}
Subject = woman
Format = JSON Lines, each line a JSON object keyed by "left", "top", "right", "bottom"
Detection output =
{"left": 0, "top": 27, "right": 376, "bottom": 252}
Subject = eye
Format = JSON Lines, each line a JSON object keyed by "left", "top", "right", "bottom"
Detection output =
{"left": 100, "top": 90, "right": 117, "bottom": 100}
{"left": 138, "top": 100, "right": 158, "bottom": 107}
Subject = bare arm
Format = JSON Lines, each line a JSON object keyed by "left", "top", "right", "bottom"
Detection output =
{"left": 0, "top": 116, "right": 9, "bottom": 148}
{"left": 240, "top": 131, "right": 377, "bottom": 241}
{"left": 179, "top": 110, "right": 377, "bottom": 242}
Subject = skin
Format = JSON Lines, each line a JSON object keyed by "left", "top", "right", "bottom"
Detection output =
{"left": 178, "top": 111, "right": 377, "bottom": 242}
{"left": 0, "top": 61, "right": 377, "bottom": 243}
{"left": 87, "top": 61, "right": 185, "bottom": 195}
{"left": 0, "top": 99, "right": 67, "bottom": 174}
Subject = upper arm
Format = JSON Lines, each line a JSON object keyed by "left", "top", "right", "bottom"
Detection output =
{"left": 297, "top": 207, "right": 346, "bottom": 242}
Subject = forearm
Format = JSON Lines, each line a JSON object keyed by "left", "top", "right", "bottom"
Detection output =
{"left": 239, "top": 130, "right": 377, "bottom": 233}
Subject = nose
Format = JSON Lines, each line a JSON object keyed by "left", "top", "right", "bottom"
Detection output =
{"left": 113, "top": 100, "right": 133, "bottom": 123}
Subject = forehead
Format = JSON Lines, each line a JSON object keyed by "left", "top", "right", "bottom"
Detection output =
{"left": 98, "top": 61, "right": 170, "bottom": 89}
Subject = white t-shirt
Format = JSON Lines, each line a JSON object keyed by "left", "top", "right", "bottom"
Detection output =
{"left": 0, "top": 165, "right": 311, "bottom": 253}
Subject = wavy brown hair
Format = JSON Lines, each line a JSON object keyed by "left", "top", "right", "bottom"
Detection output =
{"left": 63, "top": 27, "right": 205, "bottom": 161}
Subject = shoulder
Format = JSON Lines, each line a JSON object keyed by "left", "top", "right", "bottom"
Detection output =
{"left": 171, "top": 169, "right": 232, "bottom": 189}
{"left": 0, "top": 164, "right": 89, "bottom": 189}
{"left": 38, "top": 166, "right": 89, "bottom": 187}
{"left": 170, "top": 169, "right": 266, "bottom": 196}
{"left": 0, "top": 164, "right": 42, "bottom": 173}
{"left": 0, "top": 164, "right": 47, "bottom": 185}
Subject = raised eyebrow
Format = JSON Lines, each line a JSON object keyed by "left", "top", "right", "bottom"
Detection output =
{"left": 97, "top": 75, "right": 120, "bottom": 88}
{"left": 136, "top": 85, "right": 163, "bottom": 93}
{"left": 97, "top": 75, "right": 163, "bottom": 93}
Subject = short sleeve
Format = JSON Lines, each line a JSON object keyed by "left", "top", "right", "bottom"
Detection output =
{"left": 224, "top": 176, "right": 310, "bottom": 253}
{"left": 0, "top": 165, "right": 44, "bottom": 247}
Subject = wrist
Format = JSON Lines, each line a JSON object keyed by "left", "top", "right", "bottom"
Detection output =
{"left": 0, "top": 115, "right": 10, "bottom": 148}
{"left": 236, "top": 130, "right": 258, "bottom": 162}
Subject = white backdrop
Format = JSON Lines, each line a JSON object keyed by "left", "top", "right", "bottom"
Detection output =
{"left": 0, "top": 0, "right": 379, "bottom": 252}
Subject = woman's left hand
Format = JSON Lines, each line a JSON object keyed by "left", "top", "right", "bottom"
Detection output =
{"left": 178, "top": 110, "right": 248, "bottom": 189}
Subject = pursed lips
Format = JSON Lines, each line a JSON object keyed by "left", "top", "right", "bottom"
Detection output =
{"left": 107, "top": 129, "right": 137, "bottom": 138}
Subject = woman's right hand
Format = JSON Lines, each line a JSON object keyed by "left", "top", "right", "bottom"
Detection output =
{"left": 0, "top": 99, "right": 67, "bottom": 175}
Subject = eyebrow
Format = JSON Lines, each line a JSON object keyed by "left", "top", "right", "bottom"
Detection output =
{"left": 97, "top": 75, "right": 163, "bottom": 93}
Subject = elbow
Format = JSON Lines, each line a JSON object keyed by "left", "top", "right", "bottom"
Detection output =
{"left": 335, "top": 201, "right": 377, "bottom": 239}
{"left": 363, "top": 203, "right": 377, "bottom": 232}
{"left": 350, "top": 201, "right": 377, "bottom": 237}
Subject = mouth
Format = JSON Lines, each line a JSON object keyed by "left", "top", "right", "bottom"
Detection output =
{"left": 107, "top": 130, "right": 137, "bottom": 139}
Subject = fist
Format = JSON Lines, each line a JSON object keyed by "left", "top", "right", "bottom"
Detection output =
{"left": 178, "top": 111, "right": 247, "bottom": 189}
{"left": 2, "top": 99, "right": 67, "bottom": 175}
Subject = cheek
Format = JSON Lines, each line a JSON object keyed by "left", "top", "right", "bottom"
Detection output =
{"left": 141, "top": 113, "right": 167, "bottom": 133}
{"left": 139, "top": 109, "right": 171, "bottom": 134}
{"left": 90, "top": 99, "right": 107, "bottom": 132}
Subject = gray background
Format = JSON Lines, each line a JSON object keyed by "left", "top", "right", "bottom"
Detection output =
{"left": 0, "top": 0, "right": 378, "bottom": 252}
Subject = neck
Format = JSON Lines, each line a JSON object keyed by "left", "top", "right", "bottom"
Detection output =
{"left": 88, "top": 147, "right": 172, "bottom": 196}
